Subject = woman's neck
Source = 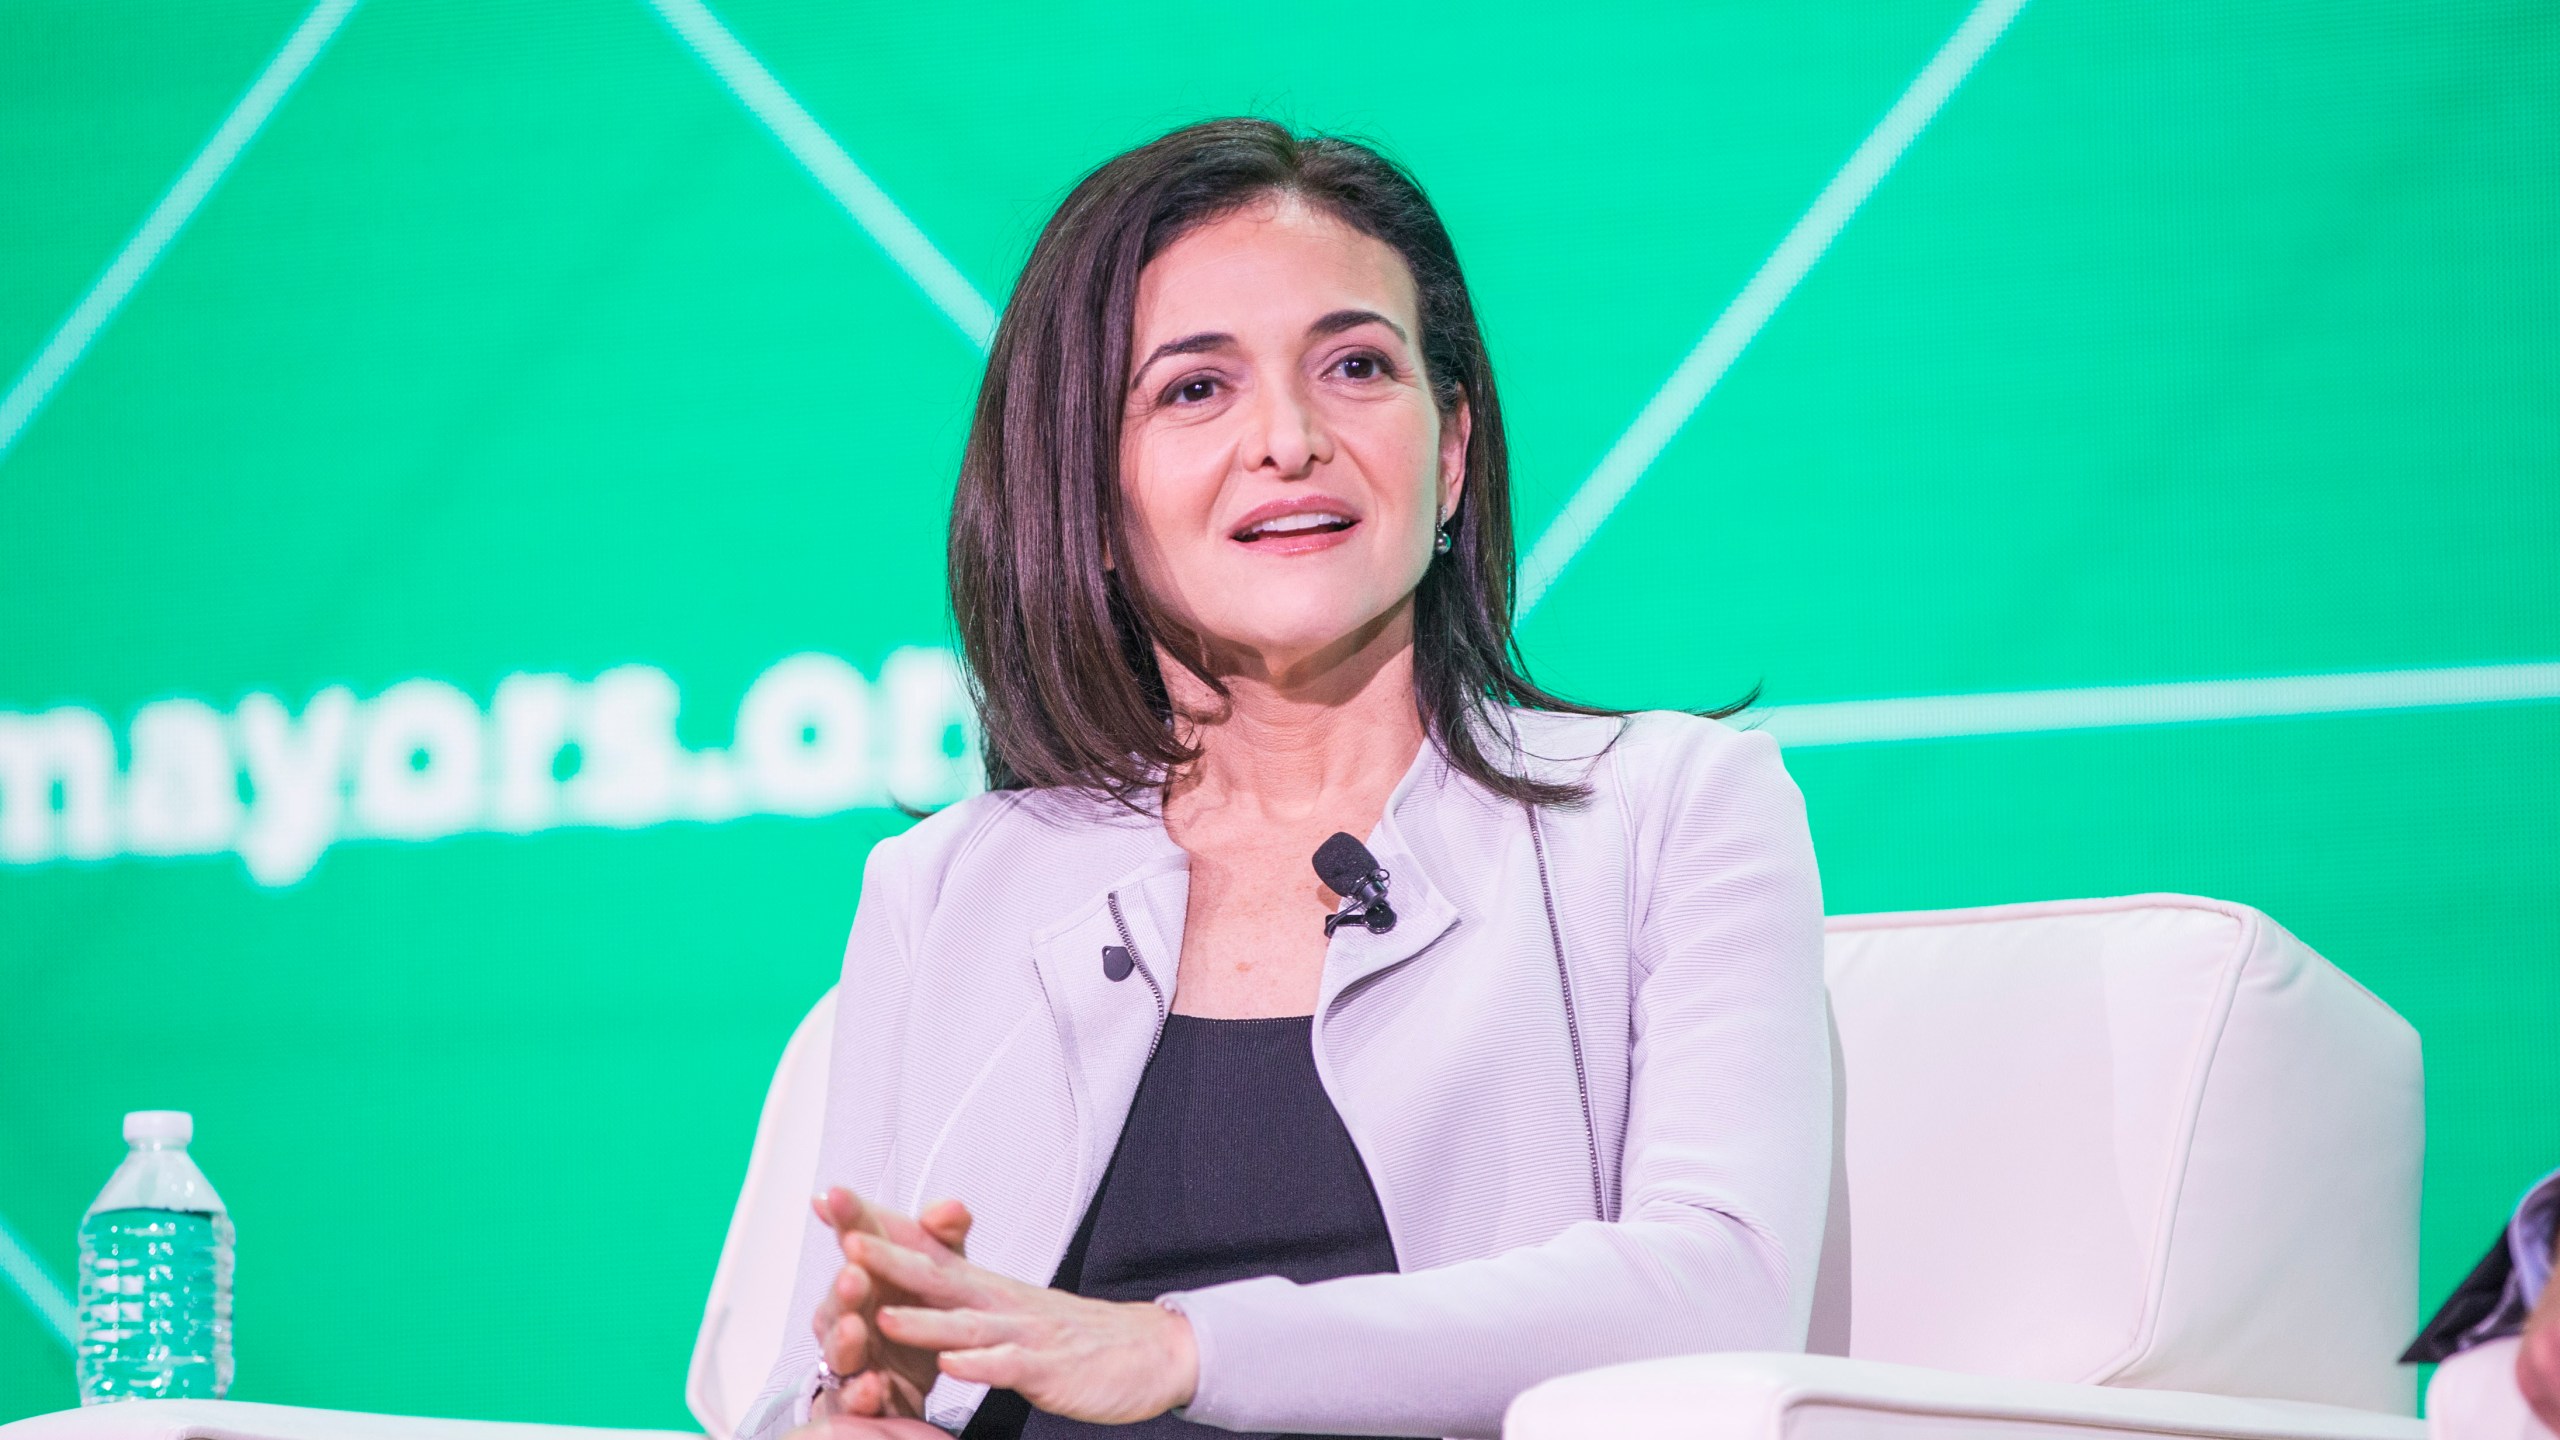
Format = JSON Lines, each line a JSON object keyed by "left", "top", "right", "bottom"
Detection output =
{"left": 1159, "top": 612, "right": 1425, "bottom": 830}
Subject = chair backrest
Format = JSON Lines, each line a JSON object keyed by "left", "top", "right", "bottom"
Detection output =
{"left": 688, "top": 989, "right": 837, "bottom": 1440}
{"left": 688, "top": 894, "right": 2423, "bottom": 1436}
{"left": 1811, "top": 894, "right": 2420, "bottom": 1413}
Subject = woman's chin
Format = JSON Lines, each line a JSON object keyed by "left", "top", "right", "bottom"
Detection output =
{"left": 1201, "top": 609, "right": 1409, "bottom": 682}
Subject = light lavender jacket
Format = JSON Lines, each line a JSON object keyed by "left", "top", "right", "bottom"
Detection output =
{"left": 742, "top": 709, "right": 1831, "bottom": 1439}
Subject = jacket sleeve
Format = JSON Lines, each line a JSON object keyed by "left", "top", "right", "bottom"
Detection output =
{"left": 1160, "top": 725, "right": 1833, "bottom": 1439}
{"left": 736, "top": 832, "right": 928, "bottom": 1440}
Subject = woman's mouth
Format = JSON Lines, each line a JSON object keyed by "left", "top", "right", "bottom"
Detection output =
{"left": 1233, "top": 511, "right": 1358, "bottom": 544}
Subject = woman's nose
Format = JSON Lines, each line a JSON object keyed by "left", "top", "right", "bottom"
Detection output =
{"left": 1248, "top": 380, "right": 1332, "bottom": 479}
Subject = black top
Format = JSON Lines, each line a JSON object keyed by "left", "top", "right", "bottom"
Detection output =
{"left": 962, "top": 1015, "right": 1420, "bottom": 1440}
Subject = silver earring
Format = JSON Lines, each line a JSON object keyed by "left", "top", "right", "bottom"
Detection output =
{"left": 1434, "top": 521, "right": 1454, "bottom": 556}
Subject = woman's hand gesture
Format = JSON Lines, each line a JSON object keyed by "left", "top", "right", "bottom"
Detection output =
{"left": 807, "top": 1187, "right": 974, "bottom": 1422}
{"left": 847, "top": 1229, "right": 1200, "bottom": 1425}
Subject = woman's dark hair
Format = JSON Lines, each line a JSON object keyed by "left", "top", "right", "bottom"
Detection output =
{"left": 949, "top": 118, "right": 1728, "bottom": 808}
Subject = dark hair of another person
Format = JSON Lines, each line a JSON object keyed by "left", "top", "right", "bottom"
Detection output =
{"left": 947, "top": 117, "right": 1743, "bottom": 809}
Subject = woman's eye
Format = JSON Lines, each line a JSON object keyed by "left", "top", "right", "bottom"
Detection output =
{"left": 1336, "top": 353, "right": 1389, "bottom": 381}
{"left": 1170, "top": 377, "right": 1219, "bottom": 405}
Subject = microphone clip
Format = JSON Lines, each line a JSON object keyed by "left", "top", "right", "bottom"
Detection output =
{"left": 1321, "top": 865, "right": 1397, "bottom": 937}
{"left": 1323, "top": 891, "right": 1397, "bottom": 937}
{"left": 1313, "top": 831, "right": 1399, "bottom": 937}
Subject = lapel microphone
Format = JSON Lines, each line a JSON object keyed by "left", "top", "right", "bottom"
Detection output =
{"left": 1313, "top": 832, "right": 1397, "bottom": 937}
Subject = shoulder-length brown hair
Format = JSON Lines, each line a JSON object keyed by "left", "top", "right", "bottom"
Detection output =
{"left": 949, "top": 118, "right": 1710, "bottom": 809}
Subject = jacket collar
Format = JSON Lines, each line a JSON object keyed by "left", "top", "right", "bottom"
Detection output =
{"left": 1026, "top": 734, "right": 1465, "bottom": 1040}
{"left": 1315, "top": 742, "right": 1462, "bottom": 1007}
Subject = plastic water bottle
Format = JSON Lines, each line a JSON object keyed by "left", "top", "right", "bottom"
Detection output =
{"left": 75, "top": 1111, "right": 234, "bottom": 1404}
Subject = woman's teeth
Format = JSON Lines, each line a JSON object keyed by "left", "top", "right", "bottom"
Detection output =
{"left": 1239, "top": 513, "right": 1354, "bottom": 539}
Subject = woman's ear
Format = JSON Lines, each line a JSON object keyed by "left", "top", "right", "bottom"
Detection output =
{"left": 1437, "top": 392, "right": 1473, "bottom": 524}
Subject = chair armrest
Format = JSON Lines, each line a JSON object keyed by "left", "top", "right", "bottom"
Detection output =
{"left": 0, "top": 1400, "right": 700, "bottom": 1440}
{"left": 1504, "top": 1353, "right": 2426, "bottom": 1440}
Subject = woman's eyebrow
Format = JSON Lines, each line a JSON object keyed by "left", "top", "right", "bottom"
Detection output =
{"left": 1307, "top": 308, "right": 1408, "bottom": 343}
{"left": 1130, "top": 331, "right": 1235, "bottom": 387}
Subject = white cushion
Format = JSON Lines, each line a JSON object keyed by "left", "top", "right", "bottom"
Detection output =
{"left": 1506, "top": 1351, "right": 2425, "bottom": 1440}
{"left": 1814, "top": 895, "right": 2420, "bottom": 1412}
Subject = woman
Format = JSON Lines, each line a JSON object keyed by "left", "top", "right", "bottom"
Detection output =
{"left": 744, "top": 118, "right": 1830, "bottom": 1440}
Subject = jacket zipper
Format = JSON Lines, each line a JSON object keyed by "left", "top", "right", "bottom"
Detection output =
{"left": 1105, "top": 891, "right": 1168, "bottom": 1062}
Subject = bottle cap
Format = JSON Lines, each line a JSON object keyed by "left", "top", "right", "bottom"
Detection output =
{"left": 123, "top": 1111, "right": 193, "bottom": 1146}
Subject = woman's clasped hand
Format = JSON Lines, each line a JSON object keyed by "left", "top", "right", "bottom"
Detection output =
{"left": 799, "top": 1185, "right": 1201, "bottom": 1435}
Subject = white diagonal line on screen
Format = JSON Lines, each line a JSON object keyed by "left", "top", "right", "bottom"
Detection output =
{"left": 0, "top": 0, "right": 359, "bottom": 472}
{"left": 1753, "top": 660, "right": 2560, "bottom": 748}
{"left": 0, "top": 1209, "right": 78, "bottom": 1353}
{"left": 1517, "top": 0, "right": 2029, "bottom": 618}
{"left": 647, "top": 0, "right": 996, "bottom": 350}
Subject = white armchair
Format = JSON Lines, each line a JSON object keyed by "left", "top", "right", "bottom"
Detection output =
{"left": 1508, "top": 893, "right": 2425, "bottom": 1439}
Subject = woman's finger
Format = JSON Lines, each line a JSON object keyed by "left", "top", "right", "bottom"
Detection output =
{"left": 848, "top": 1235, "right": 979, "bottom": 1307}
{"left": 872, "top": 1199, "right": 963, "bottom": 1259}
{"left": 822, "top": 1311, "right": 872, "bottom": 1376}
{"left": 810, "top": 1289, "right": 844, "bottom": 1346}
{"left": 813, "top": 1188, "right": 851, "bottom": 1232}
{"left": 832, "top": 1263, "right": 873, "bottom": 1312}
{"left": 820, "top": 1186, "right": 972, "bottom": 1265}
{"left": 936, "top": 1342, "right": 1031, "bottom": 1390}
{"left": 835, "top": 1370, "right": 888, "bottom": 1418}
{"left": 919, "top": 1199, "right": 974, "bottom": 1258}
{"left": 874, "top": 1304, "right": 1015, "bottom": 1351}
{"left": 840, "top": 1215, "right": 940, "bottom": 1273}
{"left": 811, "top": 1285, "right": 843, "bottom": 1336}
{"left": 818, "top": 1187, "right": 890, "bottom": 1240}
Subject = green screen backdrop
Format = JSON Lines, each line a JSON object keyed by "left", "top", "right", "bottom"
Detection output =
{"left": 3, "top": 0, "right": 2554, "bottom": 1425}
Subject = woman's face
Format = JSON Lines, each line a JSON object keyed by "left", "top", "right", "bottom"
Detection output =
{"left": 1118, "top": 195, "right": 1468, "bottom": 682}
